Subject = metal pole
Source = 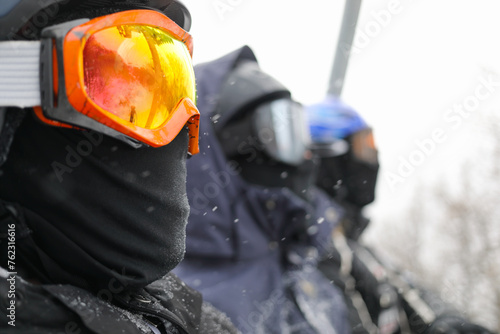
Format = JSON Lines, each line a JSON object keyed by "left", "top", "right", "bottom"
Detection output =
{"left": 327, "top": 0, "right": 363, "bottom": 97}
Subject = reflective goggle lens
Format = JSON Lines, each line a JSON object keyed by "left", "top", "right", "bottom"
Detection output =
{"left": 351, "top": 128, "right": 378, "bottom": 164}
{"left": 83, "top": 25, "right": 196, "bottom": 130}
{"left": 254, "top": 99, "right": 311, "bottom": 165}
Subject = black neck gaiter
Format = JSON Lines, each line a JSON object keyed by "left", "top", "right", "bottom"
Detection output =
{"left": 0, "top": 113, "right": 190, "bottom": 292}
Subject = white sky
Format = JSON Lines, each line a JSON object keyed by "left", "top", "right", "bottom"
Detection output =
{"left": 181, "top": 0, "right": 500, "bottom": 245}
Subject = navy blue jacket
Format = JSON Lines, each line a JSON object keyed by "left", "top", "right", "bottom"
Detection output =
{"left": 174, "top": 46, "right": 350, "bottom": 334}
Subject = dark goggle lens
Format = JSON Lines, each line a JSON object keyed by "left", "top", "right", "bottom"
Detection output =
{"left": 253, "top": 98, "right": 310, "bottom": 165}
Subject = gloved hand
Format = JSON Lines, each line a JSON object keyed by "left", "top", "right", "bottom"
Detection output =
{"left": 427, "top": 315, "right": 494, "bottom": 334}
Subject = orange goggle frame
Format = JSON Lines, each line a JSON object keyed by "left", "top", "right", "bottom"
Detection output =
{"left": 36, "top": 10, "right": 199, "bottom": 154}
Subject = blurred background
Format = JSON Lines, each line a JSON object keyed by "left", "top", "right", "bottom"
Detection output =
{"left": 182, "top": 0, "right": 500, "bottom": 330}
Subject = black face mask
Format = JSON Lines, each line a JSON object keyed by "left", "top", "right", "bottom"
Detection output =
{"left": 316, "top": 131, "right": 379, "bottom": 208}
{"left": 232, "top": 152, "right": 318, "bottom": 203}
{"left": 317, "top": 153, "right": 379, "bottom": 206}
{"left": 0, "top": 113, "right": 190, "bottom": 292}
{"left": 216, "top": 107, "right": 318, "bottom": 203}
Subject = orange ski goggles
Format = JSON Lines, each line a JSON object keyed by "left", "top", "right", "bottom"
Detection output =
{"left": 10, "top": 10, "right": 199, "bottom": 154}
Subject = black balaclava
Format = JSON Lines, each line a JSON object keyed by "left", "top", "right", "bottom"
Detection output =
{"left": 214, "top": 60, "right": 318, "bottom": 202}
{"left": 0, "top": 1, "right": 192, "bottom": 292}
{"left": 217, "top": 108, "right": 318, "bottom": 202}
{"left": 0, "top": 112, "right": 190, "bottom": 292}
{"left": 315, "top": 131, "right": 379, "bottom": 240}
{"left": 317, "top": 142, "right": 379, "bottom": 207}
{"left": 229, "top": 146, "right": 318, "bottom": 203}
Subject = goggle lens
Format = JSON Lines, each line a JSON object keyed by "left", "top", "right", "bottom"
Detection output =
{"left": 254, "top": 99, "right": 311, "bottom": 165}
{"left": 83, "top": 24, "right": 196, "bottom": 130}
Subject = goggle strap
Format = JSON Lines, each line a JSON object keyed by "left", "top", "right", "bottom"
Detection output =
{"left": 0, "top": 41, "right": 41, "bottom": 108}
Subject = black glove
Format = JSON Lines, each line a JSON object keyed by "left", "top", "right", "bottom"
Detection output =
{"left": 427, "top": 315, "right": 494, "bottom": 334}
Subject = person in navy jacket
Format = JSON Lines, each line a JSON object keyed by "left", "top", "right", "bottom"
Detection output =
{"left": 174, "top": 46, "right": 350, "bottom": 334}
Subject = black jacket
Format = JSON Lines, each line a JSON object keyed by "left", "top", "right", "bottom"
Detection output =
{"left": 0, "top": 197, "right": 238, "bottom": 334}
{"left": 0, "top": 266, "right": 238, "bottom": 334}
